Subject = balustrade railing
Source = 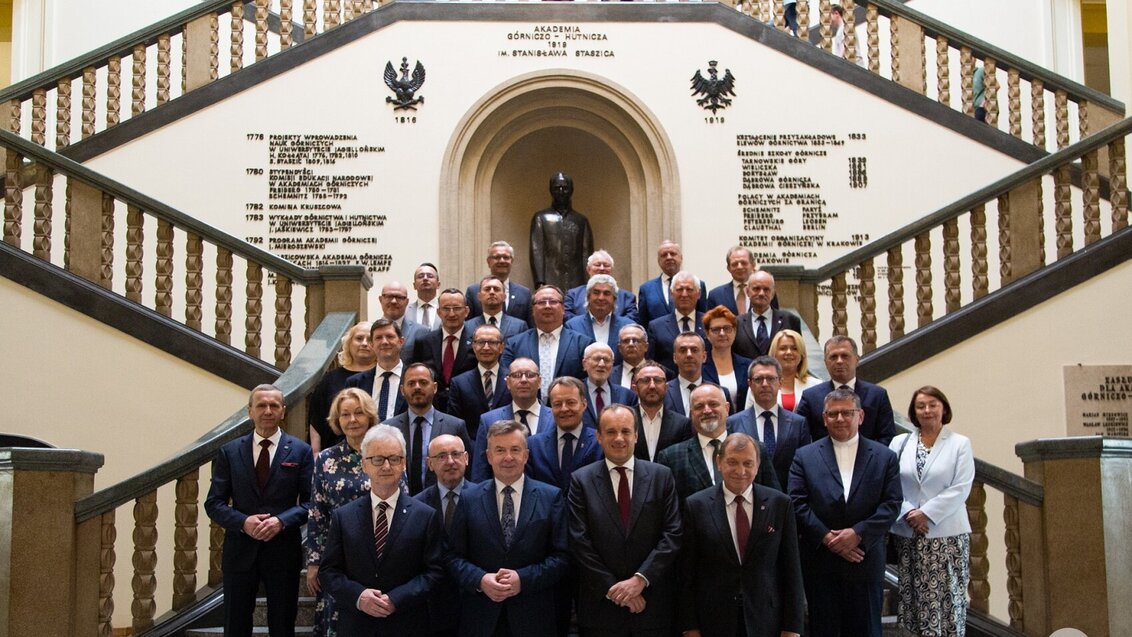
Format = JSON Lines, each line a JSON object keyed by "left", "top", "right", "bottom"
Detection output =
{"left": 1, "top": 129, "right": 371, "bottom": 368}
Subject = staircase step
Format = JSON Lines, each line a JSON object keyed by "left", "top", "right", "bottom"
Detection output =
{"left": 186, "top": 628, "right": 314, "bottom": 636}
{"left": 253, "top": 596, "right": 317, "bottom": 626}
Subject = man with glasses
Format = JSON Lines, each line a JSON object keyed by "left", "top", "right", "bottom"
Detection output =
{"left": 466, "top": 241, "right": 533, "bottom": 325}
{"left": 447, "top": 324, "right": 512, "bottom": 447}
{"left": 377, "top": 281, "right": 425, "bottom": 363}
{"left": 472, "top": 358, "right": 556, "bottom": 482}
{"left": 449, "top": 420, "right": 569, "bottom": 637}
{"left": 415, "top": 434, "right": 469, "bottom": 637}
{"left": 631, "top": 360, "right": 691, "bottom": 462}
{"left": 501, "top": 285, "right": 594, "bottom": 399}
{"left": 610, "top": 324, "right": 654, "bottom": 389}
{"left": 787, "top": 388, "right": 901, "bottom": 637}
{"left": 794, "top": 336, "right": 896, "bottom": 445}
{"left": 409, "top": 262, "right": 442, "bottom": 330}
{"left": 411, "top": 288, "right": 475, "bottom": 409}
{"left": 319, "top": 425, "right": 444, "bottom": 635}
{"left": 733, "top": 270, "right": 801, "bottom": 359}
{"left": 465, "top": 275, "right": 527, "bottom": 340}
{"left": 727, "top": 356, "right": 812, "bottom": 488}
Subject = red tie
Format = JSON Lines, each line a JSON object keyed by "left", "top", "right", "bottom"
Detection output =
{"left": 614, "top": 466, "right": 631, "bottom": 530}
{"left": 255, "top": 439, "right": 271, "bottom": 489}
{"left": 374, "top": 501, "right": 389, "bottom": 561}
{"left": 734, "top": 494, "right": 750, "bottom": 562}
{"left": 442, "top": 334, "right": 456, "bottom": 383}
{"left": 595, "top": 386, "right": 605, "bottom": 415}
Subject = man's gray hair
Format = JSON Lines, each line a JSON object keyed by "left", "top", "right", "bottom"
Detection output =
{"left": 362, "top": 424, "right": 407, "bottom": 456}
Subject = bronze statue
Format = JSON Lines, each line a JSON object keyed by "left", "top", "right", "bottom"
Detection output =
{"left": 529, "top": 173, "right": 594, "bottom": 290}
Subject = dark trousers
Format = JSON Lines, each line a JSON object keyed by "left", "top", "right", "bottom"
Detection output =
{"left": 222, "top": 539, "right": 301, "bottom": 637}
{"left": 803, "top": 572, "right": 884, "bottom": 637}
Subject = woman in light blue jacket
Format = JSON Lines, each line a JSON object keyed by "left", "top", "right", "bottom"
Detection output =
{"left": 890, "top": 386, "right": 975, "bottom": 637}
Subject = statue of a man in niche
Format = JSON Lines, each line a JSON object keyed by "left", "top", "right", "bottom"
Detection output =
{"left": 529, "top": 172, "right": 594, "bottom": 290}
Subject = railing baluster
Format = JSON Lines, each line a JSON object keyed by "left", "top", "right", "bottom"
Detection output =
{"left": 887, "top": 246, "right": 904, "bottom": 341}
{"left": 106, "top": 56, "right": 122, "bottom": 127}
{"left": 1078, "top": 98, "right": 1090, "bottom": 140}
{"left": 343, "top": 0, "right": 355, "bottom": 23}
{"left": 172, "top": 470, "right": 199, "bottom": 610}
{"left": 304, "top": 0, "right": 318, "bottom": 39}
{"left": 1111, "top": 137, "right": 1128, "bottom": 230}
{"left": 64, "top": 180, "right": 72, "bottom": 270}
{"left": 943, "top": 217, "right": 960, "bottom": 313}
{"left": 31, "top": 88, "right": 47, "bottom": 146}
{"left": 1055, "top": 89, "right": 1069, "bottom": 150}
{"left": 1081, "top": 149, "right": 1100, "bottom": 245}
{"left": 276, "top": 275, "right": 294, "bottom": 369}
{"left": 231, "top": 2, "right": 245, "bottom": 72}
{"left": 773, "top": 0, "right": 786, "bottom": 33}
{"left": 247, "top": 262, "right": 264, "bottom": 359}
{"left": 280, "top": 0, "right": 294, "bottom": 49}
{"left": 4, "top": 99, "right": 22, "bottom": 247}
{"left": 914, "top": 232, "right": 932, "bottom": 328}
{"left": 1004, "top": 494, "right": 1025, "bottom": 631}
{"left": 186, "top": 233, "right": 203, "bottom": 330}
{"left": 126, "top": 206, "right": 144, "bottom": 303}
{"left": 325, "top": 0, "right": 340, "bottom": 30}
{"left": 819, "top": 0, "right": 831, "bottom": 53}
{"left": 157, "top": 34, "right": 171, "bottom": 106}
{"left": 830, "top": 271, "right": 847, "bottom": 337}
{"left": 858, "top": 258, "right": 876, "bottom": 354}
{"left": 131, "top": 490, "right": 158, "bottom": 633}
{"left": 156, "top": 218, "right": 174, "bottom": 316}
{"left": 57, "top": 77, "right": 72, "bottom": 150}
{"left": 82, "top": 67, "right": 97, "bottom": 139}
{"left": 936, "top": 36, "right": 949, "bottom": 105}
{"left": 966, "top": 481, "right": 989, "bottom": 614}
{"left": 797, "top": 0, "right": 809, "bottom": 40}
{"left": 210, "top": 12, "right": 221, "bottom": 81}
{"left": 255, "top": 0, "right": 269, "bottom": 61}
{"left": 98, "top": 510, "right": 116, "bottom": 637}
{"left": 216, "top": 247, "right": 233, "bottom": 345}
{"left": 843, "top": 0, "right": 857, "bottom": 64}
{"left": 984, "top": 57, "right": 998, "bottom": 127}
{"left": 1054, "top": 164, "right": 1073, "bottom": 258}
{"left": 970, "top": 204, "right": 988, "bottom": 299}
{"left": 100, "top": 194, "right": 115, "bottom": 288}
{"left": 1008, "top": 67, "right": 1021, "bottom": 138}
{"left": 866, "top": 4, "right": 879, "bottom": 73}
{"left": 1031, "top": 79, "right": 1046, "bottom": 148}
{"left": 33, "top": 165, "right": 53, "bottom": 261}
{"left": 132, "top": 44, "right": 146, "bottom": 116}
{"left": 960, "top": 46, "right": 974, "bottom": 116}
{"left": 209, "top": 520, "right": 224, "bottom": 586}
{"left": 997, "top": 193, "right": 1012, "bottom": 282}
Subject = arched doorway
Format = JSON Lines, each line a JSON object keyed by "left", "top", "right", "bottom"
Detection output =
{"left": 439, "top": 69, "right": 680, "bottom": 292}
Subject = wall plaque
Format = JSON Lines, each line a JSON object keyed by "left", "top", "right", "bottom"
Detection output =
{"left": 1064, "top": 364, "right": 1132, "bottom": 437}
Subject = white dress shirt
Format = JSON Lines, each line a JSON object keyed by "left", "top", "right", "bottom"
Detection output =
{"left": 639, "top": 407, "right": 664, "bottom": 460}
{"left": 697, "top": 431, "right": 728, "bottom": 482}
{"left": 374, "top": 361, "right": 404, "bottom": 420}
{"left": 511, "top": 402, "right": 542, "bottom": 436}
{"left": 605, "top": 456, "right": 636, "bottom": 497}
{"left": 832, "top": 434, "right": 860, "bottom": 500}
{"left": 494, "top": 475, "right": 525, "bottom": 521}
{"left": 369, "top": 488, "right": 400, "bottom": 529}
{"left": 753, "top": 406, "right": 778, "bottom": 444}
{"left": 680, "top": 376, "right": 703, "bottom": 415}
{"left": 252, "top": 428, "right": 282, "bottom": 466}
{"left": 589, "top": 313, "right": 611, "bottom": 346}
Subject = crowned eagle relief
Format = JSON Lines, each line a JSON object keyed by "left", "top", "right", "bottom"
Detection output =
{"left": 690, "top": 60, "right": 736, "bottom": 114}
{"left": 384, "top": 57, "right": 426, "bottom": 110}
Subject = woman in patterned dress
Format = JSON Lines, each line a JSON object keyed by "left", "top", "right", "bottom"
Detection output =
{"left": 304, "top": 387, "right": 378, "bottom": 637}
{"left": 889, "top": 386, "right": 975, "bottom": 637}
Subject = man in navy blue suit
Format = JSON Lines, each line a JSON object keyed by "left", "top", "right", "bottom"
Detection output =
{"left": 794, "top": 336, "right": 896, "bottom": 446}
{"left": 610, "top": 323, "right": 653, "bottom": 389}
{"left": 647, "top": 271, "right": 707, "bottom": 374}
{"left": 414, "top": 434, "right": 470, "bottom": 637}
{"left": 733, "top": 271, "right": 801, "bottom": 359}
{"left": 319, "top": 425, "right": 444, "bottom": 636}
{"left": 564, "top": 251, "right": 638, "bottom": 322}
{"left": 447, "top": 324, "right": 511, "bottom": 444}
{"left": 662, "top": 332, "right": 731, "bottom": 416}
{"left": 466, "top": 241, "right": 533, "bottom": 325}
{"left": 465, "top": 276, "right": 528, "bottom": 340}
{"left": 472, "top": 358, "right": 556, "bottom": 481}
{"left": 706, "top": 245, "right": 756, "bottom": 315}
{"left": 448, "top": 420, "right": 570, "bottom": 637}
{"left": 205, "top": 384, "right": 313, "bottom": 637}
{"left": 411, "top": 288, "right": 476, "bottom": 409}
{"left": 500, "top": 285, "right": 595, "bottom": 399}
{"left": 580, "top": 343, "right": 639, "bottom": 428}
{"left": 565, "top": 274, "right": 636, "bottom": 365}
{"left": 788, "top": 388, "right": 902, "bottom": 637}
{"left": 528, "top": 377, "right": 605, "bottom": 490}
{"left": 636, "top": 240, "right": 708, "bottom": 329}
{"left": 727, "top": 356, "right": 812, "bottom": 488}
{"left": 345, "top": 319, "right": 409, "bottom": 420}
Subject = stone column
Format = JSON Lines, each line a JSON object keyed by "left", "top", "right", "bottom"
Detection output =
{"left": 1015, "top": 436, "right": 1132, "bottom": 637}
{"left": 0, "top": 448, "right": 104, "bottom": 637}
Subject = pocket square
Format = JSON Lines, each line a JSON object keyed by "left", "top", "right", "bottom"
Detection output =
{"left": 766, "top": 525, "right": 776, "bottom": 533}
{"left": 281, "top": 461, "right": 300, "bottom": 468}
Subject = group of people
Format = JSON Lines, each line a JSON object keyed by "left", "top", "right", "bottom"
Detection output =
{"left": 205, "top": 239, "right": 977, "bottom": 637}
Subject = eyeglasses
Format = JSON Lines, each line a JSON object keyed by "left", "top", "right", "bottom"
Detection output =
{"left": 707, "top": 325, "right": 735, "bottom": 335}
{"left": 550, "top": 399, "right": 583, "bottom": 409}
{"left": 585, "top": 356, "right": 613, "bottom": 365}
{"left": 749, "top": 375, "right": 780, "bottom": 385}
{"left": 619, "top": 337, "right": 645, "bottom": 345}
{"left": 533, "top": 299, "right": 563, "bottom": 307}
{"left": 823, "top": 409, "right": 860, "bottom": 420}
{"left": 429, "top": 451, "right": 466, "bottom": 462}
{"left": 510, "top": 371, "right": 540, "bottom": 380}
{"left": 438, "top": 305, "right": 466, "bottom": 313}
{"left": 380, "top": 295, "right": 408, "bottom": 302}
{"left": 473, "top": 339, "right": 503, "bottom": 347}
{"left": 365, "top": 454, "right": 405, "bottom": 467}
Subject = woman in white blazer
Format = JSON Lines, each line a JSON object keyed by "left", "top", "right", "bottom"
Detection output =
{"left": 890, "top": 386, "right": 975, "bottom": 637}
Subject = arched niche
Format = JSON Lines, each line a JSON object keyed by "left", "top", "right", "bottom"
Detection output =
{"left": 439, "top": 69, "right": 680, "bottom": 292}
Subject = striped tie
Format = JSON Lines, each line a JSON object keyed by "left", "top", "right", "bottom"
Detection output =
{"left": 374, "top": 501, "right": 389, "bottom": 561}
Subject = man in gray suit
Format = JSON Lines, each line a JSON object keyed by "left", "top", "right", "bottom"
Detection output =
{"left": 382, "top": 363, "right": 471, "bottom": 495}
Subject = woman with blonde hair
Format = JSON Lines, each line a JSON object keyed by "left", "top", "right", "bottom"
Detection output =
{"left": 307, "top": 321, "right": 375, "bottom": 453}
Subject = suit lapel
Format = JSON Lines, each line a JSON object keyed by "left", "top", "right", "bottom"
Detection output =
{"left": 354, "top": 496, "right": 382, "bottom": 569}
{"left": 627, "top": 462, "right": 652, "bottom": 533}
{"left": 847, "top": 440, "right": 874, "bottom": 502}
{"left": 591, "top": 464, "right": 625, "bottom": 533}
{"left": 493, "top": 369, "right": 510, "bottom": 406}
{"left": 554, "top": 331, "right": 573, "bottom": 371}
{"left": 744, "top": 487, "right": 773, "bottom": 561}
{"left": 919, "top": 429, "right": 948, "bottom": 481}
{"left": 708, "top": 487, "right": 740, "bottom": 565}
{"left": 514, "top": 479, "right": 537, "bottom": 539}
{"left": 239, "top": 434, "right": 262, "bottom": 496}
{"left": 818, "top": 439, "right": 844, "bottom": 499}
{"left": 267, "top": 434, "right": 292, "bottom": 485}
{"left": 480, "top": 482, "right": 507, "bottom": 549}
{"left": 688, "top": 440, "right": 713, "bottom": 491}
{"left": 740, "top": 313, "right": 756, "bottom": 346}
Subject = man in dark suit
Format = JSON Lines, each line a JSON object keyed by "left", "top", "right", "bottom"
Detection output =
{"left": 466, "top": 241, "right": 533, "bottom": 324}
{"left": 409, "top": 262, "right": 443, "bottom": 331}
{"left": 647, "top": 271, "right": 707, "bottom": 373}
{"left": 564, "top": 251, "right": 638, "bottom": 322}
{"left": 378, "top": 281, "right": 427, "bottom": 363}
{"left": 632, "top": 361, "right": 693, "bottom": 461}
{"left": 706, "top": 246, "right": 754, "bottom": 315}
{"left": 472, "top": 358, "right": 556, "bottom": 481}
{"left": 637, "top": 240, "right": 708, "bottom": 330}
{"left": 345, "top": 318, "right": 409, "bottom": 420}
{"left": 662, "top": 332, "right": 731, "bottom": 416}
{"left": 528, "top": 377, "right": 605, "bottom": 490}
{"left": 568, "top": 404, "right": 683, "bottom": 637}
{"left": 580, "top": 342, "right": 639, "bottom": 428}
{"left": 565, "top": 275, "right": 637, "bottom": 366}
{"left": 319, "top": 425, "right": 445, "bottom": 636}
{"left": 788, "top": 388, "right": 902, "bottom": 637}
{"left": 727, "top": 356, "right": 812, "bottom": 488}
{"left": 411, "top": 288, "right": 476, "bottom": 409}
{"left": 658, "top": 384, "right": 778, "bottom": 501}
{"left": 204, "top": 384, "right": 313, "bottom": 637}
{"left": 794, "top": 336, "right": 896, "bottom": 445}
{"left": 465, "top": 276, "right": 528, "bottom": 340}
{"left": 680, "top": 433, "right": 804, "bottom": 637}
{"left": 382, "top": 363, "right": 471, "bottom": 495}
{"left": 447, "top": 324, "right": 511, "bottom": 444}
{"left": 500, "top": 285, "right": 595, "bottom": 399}
{"left": 448, "top": 420, "right": 570, "bottom": 637}
{"left": 733, "top": 271, "right": 802, "bottom": 359}
{"left": 610, "top": 323, "right": 659, "bottom": 388}
{"left": 414, "top": 434, "right": 469, "bottom": 637}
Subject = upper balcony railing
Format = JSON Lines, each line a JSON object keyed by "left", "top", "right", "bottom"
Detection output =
{"left": 0, "top": 0, "right": 1121, "bottom": 159}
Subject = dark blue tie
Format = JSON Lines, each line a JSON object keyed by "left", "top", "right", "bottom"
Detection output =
{"left": 755, "top": 316, "right": 769, "bottom": 353}
{"left": 501, "top": 485, "right": 516, "bottom": 548}
{"left": 377, "top": 371, "right": 393, "bottom": 419}
{"left": 560, "top": 431, "right": 576, "bottom": 487}
{"left": 762, "top": 411, "right": 777, "bottom": 457}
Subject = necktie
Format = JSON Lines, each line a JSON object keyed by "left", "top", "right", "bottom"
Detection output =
{"left": 483, "top": 370, "right": 494, "bottom": 399}
{"left": 761, "top": 411, "right": 777, "bottom": 457}
{"left": 755, "top": 315, "right": 769, "bottom": 352}
{"left": 614, "top": 466, "right": 631, "bottom": 530}
{"left": 708, "top": 438, "right": 722, "bottom": 485}
{"left": 560, "top": 431, "right": 576, "bottom": 485}
{"left": 629, "top": 366, "right": 639, "bottom": 386}
{"left": 488, "top": 315, "right": 497, "bottom": 326}
{"left": 421, "top": 303, "right": 432, "bottom": 329}
{"left": 734, "top": 494, "right": 750, "bottom": 561}
{"left": 444, "top": 490, "right": 457, "bottom": 531}
{"left": 410, "top": 416, "right": 425, "bottom": 494}
{"left": 664, "top": 276, "right": 673, "bottom": 308}
{"left": 594, "top": 386, "right": 605, "bottom": 415}
{"left": 378, "top": 370, "right": 393, "bottom": 419}
{"left": 255, "top": 439, "right": 271, "bottom": 489}
{"left": 442, "top": 335, "right": 456, "bottom": 383}
{"left": 736, "top": 283, "right": 748, "bottom": 314}
{"left": 516, "top": 409, "right": 531, "bottom": 435}
{"left": 681, "top": 316, "right": 692, "bottom": 333}
{"left": 538, "top": 332, "right": 555, "bottom": 398}
{"left": 839, "top": 384, "right": 851, "bottom": 391}
{"left": 374, "top": 501, "right": 389, "bottom": 560}
{"left": 501, "top": 485, "right": 516, "bottom": 548}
